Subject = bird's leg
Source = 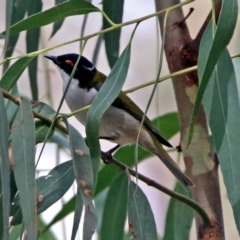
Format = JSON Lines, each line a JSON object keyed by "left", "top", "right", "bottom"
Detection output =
{"left": 102, "top": 144, "right": 121, "bottom": 164}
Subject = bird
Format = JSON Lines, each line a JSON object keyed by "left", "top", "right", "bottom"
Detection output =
{"left": 45, "top": 53, "right": 193, "bottom": 187}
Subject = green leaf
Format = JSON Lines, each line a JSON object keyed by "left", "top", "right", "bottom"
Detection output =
{"left": 2, "top": 0, "right": 13, "bottom": 55}
{"left": 49, "top": 0, "right": 66, "bottom": 39}
{"left": 4, "top": 0, "right": 99, "bottom": 36}
{"left": 9, "top": 224, "right": 23, "bottom": 240}
{"left": 37, "top": 216, "right": 56, "bottom": 240}
{"left": 163, "top": 181, "right": 193, "bottom": 240}
{"left": 103, "top": 0, "right": 124, "bottom": 67}
{"left": 11, "top": 98, "right": 37, "bottom": 239}
{"left": 26, "top": 0, "right": 42, "bottom": 100}
{"left": 3, "top": 0, "right": 28, "bottom": 71}
{"left": 203, "top": 49, "right": 240, "bottom": 233}
{"left": 0, "top": 56, "right": 35, "bottom": 91}
{"left": 6, "top": 85, "right": 19, "bottom": 127}
{"left": 32, "top": 102, "right": 56, "bottom": 120}
{"left": 71, "top": 190, "right": 83, "bottom": 240}
{"left": 43, "top": 196, "right": 76, "bottom": 233}
{"left": 11, "top": 160, "right": 75, "bottom": 225}
{"left": 86, "top": 43, "right": 131, "bottom": 186}
{"left": 0, "top": 91, "right": 10, "bottom": 240}
{"left": 189, "top": 0, "right": 238, "bottom": 141}
{"left": 100, "top": 172, "right": 128, "bottom": 240}
{"left": 35, "top": 120, "right": 54, "bottom": 144}
{"left": 95, "top": 113, "right": 180, "bottom": 196}
{"left": 36, "top": 160, "right": 75, "bottom": 214}
{"left": 65, "top": 120, "right": 97, "bottom": 240}
{"left": 128, "top": 181, "right": 158, "bottom": 240}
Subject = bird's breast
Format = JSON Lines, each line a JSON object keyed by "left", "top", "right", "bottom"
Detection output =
{"left": 60, "top": 69, "right": 97, "bottom": 125}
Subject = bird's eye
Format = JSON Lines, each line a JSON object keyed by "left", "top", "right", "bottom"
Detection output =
{"left": 65, "top": 59, "right": 74, "bottom": 66}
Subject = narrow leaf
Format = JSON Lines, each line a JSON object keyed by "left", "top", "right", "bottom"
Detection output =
{"left": 203, "top": 49, "right": 240, "bottom": 233}
{"left": 163, "top": 181, "right": 193, "bottom": 240}
{"left": 2, "top": 0, "right": 13, "bottom": 55}
{"left": 128, "top": 181, "right": 158, "bottom": 240}
{"left": 65, "top": 120, "right": 97, "bottom": 240}
{"left": 26, "top": 0, "right": 42, "bottom": 100}
{"left": 0, "top": 91, "right": 10, "bottom": 240}
{"left": 11, "top": 98, "right": 37, "bottom": 239}
{"left": 11, "top": 160, "right": 75, "bottom": 225}
{"left": 0, "top": 56, "right": 35, "bottom": 91}
{"left": 103, "top": 0, "right": 124, "bottom": 67}
{"left": 100, "top": 172, "right": 128, "bottom": 240}
{"left": 189, "top": 0, "right": 238, "bottom": 141}
{"left": 49, "top": 0, "right": 66, "bottom": 39}
{"left": 3, "top": 0, "right": 28, "bottom": 71}
{"left": 3, "top": 0, "right": 99, "bottom": 36}
{"left": 86, "top": 44, "right": 131, "bottom": 186}
{"left": 71, "top": 190, "right": 83, "bottom": 240}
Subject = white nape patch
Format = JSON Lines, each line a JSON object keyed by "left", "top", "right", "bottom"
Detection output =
{"left": 83, "top": 64, "right": 95, "bottom": 71}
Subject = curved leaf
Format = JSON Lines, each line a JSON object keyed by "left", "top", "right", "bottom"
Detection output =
{"left": 203, "top": 49, "right": 240, "bottom": 233}
{"left": 0, "top": 91, "right": 10, "bottom": 240}
{"left": 189, "top": 0, "right": 238, "bottom": 141}
{"left": 11, "top": 98, "right": 37, "bottom": 239}
{"left": 163, "top": 181, "right": 193, "bottom": 240}
{"left": 103, "top": 0, "right": 124, "bottom": 67}
{"left": 36, "top": 160, "right": 75, "bottom": 213}
{"left": 86, "top": 44, "right": 131, "bottom": 186}
{"left": 65, "top": 120, "right": 97, "bottom": 240}
{"left": 128, "top": 181, "right": 157, "bottom": 240}
{"left": 100, "top": 172, "right": 128, "bottom": 240}
{"left": 0, "top": 56, "right": 35, "bottom": 91}
{"left": 4, "top": 0, "right": 99, "bottom": 36}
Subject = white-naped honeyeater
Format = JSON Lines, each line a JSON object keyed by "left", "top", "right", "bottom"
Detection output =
{"left": 45, "top": 53, "right": 193, "bottom": 187}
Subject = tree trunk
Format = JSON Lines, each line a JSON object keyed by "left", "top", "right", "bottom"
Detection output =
{"left": 155, "top": 1, "right": 225, "bottom": 239}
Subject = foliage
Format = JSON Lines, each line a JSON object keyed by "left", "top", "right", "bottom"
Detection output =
{"left": 0, "top": 0, "right": 239, "bottom": 239}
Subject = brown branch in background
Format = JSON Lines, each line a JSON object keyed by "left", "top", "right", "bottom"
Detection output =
{"left": 155, "top": 0, "right": 224, "bottom": 239}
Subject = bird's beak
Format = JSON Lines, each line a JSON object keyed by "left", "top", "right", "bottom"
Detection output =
{"left": 44, "top": 55, "right": 59, "bottom": 65}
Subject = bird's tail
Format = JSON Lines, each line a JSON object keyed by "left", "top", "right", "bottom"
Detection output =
{"left": 155, "top": 144, "right": 194, "bottom": 187}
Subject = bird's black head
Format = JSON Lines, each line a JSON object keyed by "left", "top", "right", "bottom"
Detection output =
{"left": 45, "top": 53, "right": 97, "bottom": 89}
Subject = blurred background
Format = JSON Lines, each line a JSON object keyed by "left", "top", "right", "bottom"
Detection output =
{"left": 1, "top": 0, "right": 240, "bottom": 239}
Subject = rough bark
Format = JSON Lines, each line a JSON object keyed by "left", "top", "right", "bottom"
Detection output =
{"left": 155, "top": 1, "right": 224, "bottom": 239}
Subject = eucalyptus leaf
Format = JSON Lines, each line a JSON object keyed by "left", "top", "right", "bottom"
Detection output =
{"left": 0, "top": 91, "right": 10, "bottom": 240}
{"left": 11, "top": 98, "right": 37, "bottom": 239}
{"left": 86, "top": 44, "right": 131, "bottom": 187}
{"left": 3, "top": 0, "right": 99, "bottom": 36}
{"left": 203, "top": 49, "right": 240, "bottom": 233}
{"left": 103, "top": 0, "right": 124, "bottom": 67}
{"left": 189, "top": 0, "right": 238, "bottom": 142}
{"left": 128, "top": 181, "right": 158, "bottom": 240}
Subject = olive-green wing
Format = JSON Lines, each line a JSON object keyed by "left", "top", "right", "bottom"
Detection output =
{"left": 113, "top": 92, "right": 172, "bottom": 148}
